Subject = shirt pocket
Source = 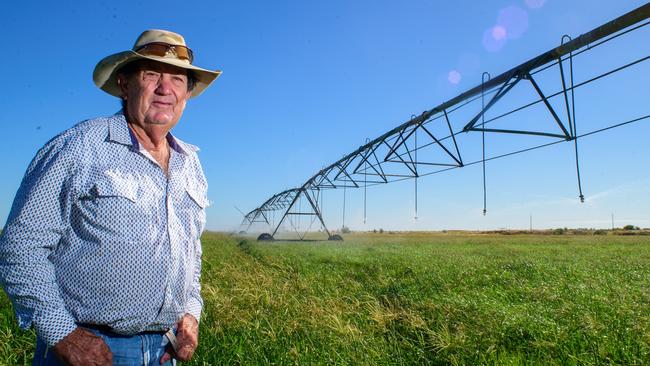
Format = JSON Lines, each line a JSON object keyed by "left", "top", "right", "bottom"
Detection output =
{"left": 74, "top": 174, "right": 152, "bottom": 244}
{"left": 185, "top": 188, "right": 210, "bottom": 210}
{"left": 94, "top": 177, "right": 138, "bottom": 203}
{"left": 176, "top": 186, "right": 209, "bottom": 242}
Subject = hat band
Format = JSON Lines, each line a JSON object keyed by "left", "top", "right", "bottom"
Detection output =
{"left": 134, "top": 42, "right": 194, "bottom": 64}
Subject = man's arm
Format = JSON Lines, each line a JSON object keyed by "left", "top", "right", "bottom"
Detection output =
{"left": 0, "top": 134, "right": 79, "bottom": 346}
{"left": 0, "top": 133, "right": 113, "bottom": 364}
{"left": 161, "top": 237, "right": 203, "bottom": 363}
{"left": 160, "top": 214, "right": 204, "bottom": 364}
{"left": 159, "top": 155, "right": 206, "bottom": 364}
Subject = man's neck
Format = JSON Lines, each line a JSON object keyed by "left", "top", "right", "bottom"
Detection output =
{"left": 126, "top": 121, "right": 172, "bottom": 175}
{"left": 127, "top": 121, "right": 169, "bottom": 153}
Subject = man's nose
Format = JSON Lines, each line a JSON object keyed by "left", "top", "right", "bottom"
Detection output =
{"left": 155, "top": 74, "right": 174, "bottom": 95}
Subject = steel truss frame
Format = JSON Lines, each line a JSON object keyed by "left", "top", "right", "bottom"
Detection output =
{"left": 242, "top": 4, "right": 650, "bottom": 240}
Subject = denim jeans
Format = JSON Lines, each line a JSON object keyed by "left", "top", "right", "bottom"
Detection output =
{"left": 33, "top": 328, "right": 176, "bottom": 366}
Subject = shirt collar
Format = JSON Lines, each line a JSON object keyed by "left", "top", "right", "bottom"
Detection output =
{"left": 108, "top": 111, "right": 133, "bottom": 146}
{"left": 168, "top": 134, "right": 199, "bottom": 155}
{"left": 108, "top": 110, "right": 199, "bottom": 155}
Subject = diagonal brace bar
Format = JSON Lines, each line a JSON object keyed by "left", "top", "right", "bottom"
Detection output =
{"left": 525, "top": 72, "right": 572, "bottom": 139}
{"left": 463, "top": 73, "right": 521, "bottom": 131}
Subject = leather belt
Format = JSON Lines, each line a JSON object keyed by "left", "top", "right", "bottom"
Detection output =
{"left": 77, "top": 323, "right": 166, "bottom": 335}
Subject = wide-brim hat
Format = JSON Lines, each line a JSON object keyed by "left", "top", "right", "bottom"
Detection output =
{"left": 93, "top": 29, "right": 221, "bottom": 98}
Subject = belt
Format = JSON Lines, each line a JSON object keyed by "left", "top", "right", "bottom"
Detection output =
{"left": 78, "top": 323, "right": 178, "bottom": 352}
{"left": 77, "top": 323, "right": 167, "bottom": 335}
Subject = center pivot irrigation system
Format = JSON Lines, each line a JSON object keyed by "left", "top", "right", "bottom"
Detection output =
{"left": 242, "top": 3, "right": 650, "bottom": 241}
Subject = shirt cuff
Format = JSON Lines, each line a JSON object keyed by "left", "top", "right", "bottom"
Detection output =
{"left": 34, "top": 307, "right": 78, "bottom": 347}
{"left": 185, "top": 297, "right": 203, "bottom": 323}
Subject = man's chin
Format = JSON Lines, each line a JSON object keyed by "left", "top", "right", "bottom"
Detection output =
{"left": 145, "top": 114, "right": 175, "bottom": 125}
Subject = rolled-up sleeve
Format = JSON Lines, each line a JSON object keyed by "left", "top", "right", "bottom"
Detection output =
{"left": 0, "top": 133, "right": 78, "bottom": 346}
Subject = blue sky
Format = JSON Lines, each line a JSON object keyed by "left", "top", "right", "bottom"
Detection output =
{"left": 1, "top": 0, "right": 649, "bottom": 232}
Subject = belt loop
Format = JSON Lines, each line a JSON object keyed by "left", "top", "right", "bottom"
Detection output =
{"left": 142, "top": 334, "right": 150, "bottom": 365}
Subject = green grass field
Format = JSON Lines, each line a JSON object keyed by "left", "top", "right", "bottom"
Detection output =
{"left": 1, "top": 232, "right": 649, "bottom": 365}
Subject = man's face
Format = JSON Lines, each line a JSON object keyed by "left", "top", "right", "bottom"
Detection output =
{"left": 119, "top": 61, "right": 192, "bottom": 130}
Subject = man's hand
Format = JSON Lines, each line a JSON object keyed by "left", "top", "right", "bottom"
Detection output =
{"left": 160, "top": 314, "right": 199, "bottom": 364}
{"left": 52, "top": 327, "right": 112, "bottom": 366}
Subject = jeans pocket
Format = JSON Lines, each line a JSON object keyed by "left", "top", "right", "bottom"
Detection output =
{"left": 32, "top": 337, "right": 62, "bottom": 366}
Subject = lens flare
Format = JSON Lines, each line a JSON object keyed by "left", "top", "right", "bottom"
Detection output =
{"left": 492, "top": 25, "right": 507, "bottom": 41}
{"left": 448, "top": 70, "right": 462, "bottom": 84}
{"left": 497, "top": 5, "right": 529, "bottom": 39}
{"left": 482, "top": 27, "right": 507, "bottom": 52}
{"left": 525, "top": 0, "right": 546, "bottom": 9}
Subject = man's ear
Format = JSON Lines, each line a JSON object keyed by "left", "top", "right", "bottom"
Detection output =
{"left": 117, "top": 74, "right": 129, "bottom": 100}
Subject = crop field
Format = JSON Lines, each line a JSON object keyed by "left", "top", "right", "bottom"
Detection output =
{"left": 0, "top": 231, "right": 649, "bottom": 365}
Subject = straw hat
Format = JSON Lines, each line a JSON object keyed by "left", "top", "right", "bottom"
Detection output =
{"left": 93, "top": 29, "right": 221, "bottom": 98}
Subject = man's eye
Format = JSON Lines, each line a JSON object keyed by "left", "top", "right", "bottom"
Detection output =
{"left": 142, "top": 71, "right": 161, "bottom": 81}
{"left": 172, "top": 76, "right": 187, "bottom": 85}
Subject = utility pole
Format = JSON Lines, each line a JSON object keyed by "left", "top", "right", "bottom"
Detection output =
{"left": 611, "top": 213, "right": 614, "bottom": 230}
{"left": 529, "top": 214, "right": 532, "bottom": 232}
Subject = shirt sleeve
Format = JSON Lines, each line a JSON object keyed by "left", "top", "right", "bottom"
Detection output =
{"left": 184, "top": 236, "right": 203, "bottom": 322}
{"left": 183, "top": 156, "right": 206, "bottom": 322}
{"left": 0, "top": 133, "right": 79, "bottom": 346}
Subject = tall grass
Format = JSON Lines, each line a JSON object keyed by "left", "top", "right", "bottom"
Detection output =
{"left": 0, "top": 232, "right": 648, "bottom": 364}
{"left": 193, "top": 232, "right": 650, "bottom": 365}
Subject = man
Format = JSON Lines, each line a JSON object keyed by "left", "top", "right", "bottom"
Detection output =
{"left": 0, "top": 29, "right": 221, "bottom": 365}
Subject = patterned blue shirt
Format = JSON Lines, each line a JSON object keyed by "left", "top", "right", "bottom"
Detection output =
{"left": 0, "top": 112, "right": 208, "bottom": 347}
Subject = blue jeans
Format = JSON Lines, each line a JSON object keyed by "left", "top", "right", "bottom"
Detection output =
{"left": 33, "top": 328, "right": 176, "bottom": 366}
